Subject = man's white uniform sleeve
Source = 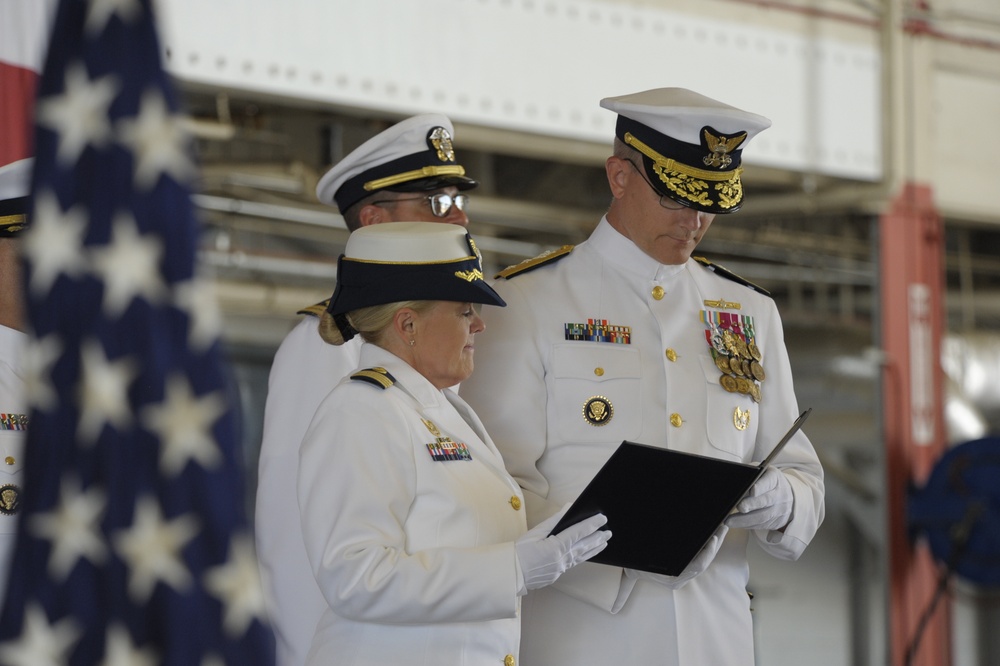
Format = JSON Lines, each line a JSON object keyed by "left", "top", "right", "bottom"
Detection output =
{"left": 255, "top": 316, "right": 362, "bottom": 666}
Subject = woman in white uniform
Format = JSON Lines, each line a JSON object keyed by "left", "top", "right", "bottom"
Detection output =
{"left": 297, "top": 222, "right": 611, "bottom": 666}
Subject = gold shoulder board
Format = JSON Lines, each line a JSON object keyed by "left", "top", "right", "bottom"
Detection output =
{"left": 693, "top": 257, "right": 770, "bottom": 297}
{"left": 350, "top": 367, "right": 397, "bottom": 390}
{"left": 297, "top": 299, "right": 331, "bottom": 317}
{"left": 494, "top": 245, "right": 574, "bottom": 280}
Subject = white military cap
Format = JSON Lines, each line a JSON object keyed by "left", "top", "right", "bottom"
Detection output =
{"left": 600, "top": 88, "right": 771, "bottom": 214}
{"left": 316, "top": 114, "right": 478, "bottom": 213}
{"left": 325, "top": 222, "right": 504, "bottom": 341}
{"left": 0, "top": 158, "right": 33, "bottom": 237}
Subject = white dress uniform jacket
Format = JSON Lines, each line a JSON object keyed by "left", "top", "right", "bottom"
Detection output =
{"left": 0, "top": 324, "right": 27, "bottom": 613}
{"left": 298, "top": 344, "right": 527, "bottom": 666}
{"left": 255, "top": 315, "right": 359, "bottom": 666}
{"left": 460, "top": 217, "right": 825, "bottom": 666}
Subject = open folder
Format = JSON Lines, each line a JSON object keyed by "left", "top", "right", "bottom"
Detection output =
{"left": 550, "top": 408, "right": 812, "bottom": 576}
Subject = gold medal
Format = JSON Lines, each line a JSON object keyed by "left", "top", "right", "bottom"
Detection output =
{"left": 729, "top": 356, "right": 743, "bottom": 376}
{"left": 736, "top": 377, "right": 752, "bottom": 394}
{"left": 748, "top": 340, "right": 762, "bottom": 362}
{"left": 715, "top": 354, "right": 732, "bottom": 374}
{"left": 750, "top": 383, "right": 762, "bottom": 403}
{"left": 750, "top": 360, "right": 766, "bottom": 382}
{"left": 720, "top": 374, "right": 739, "bottom": 392}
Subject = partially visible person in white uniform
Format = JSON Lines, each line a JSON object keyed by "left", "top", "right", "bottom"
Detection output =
{"left": 461, "top": 89, "right": 825, "bottom": 665}
{"left": 254, "top": 114, "right": 481, "bottom": 666}
{"left": 0, "top": 158, "right": 31, "bottom": 612}
{"left": 298, "top": 221, "right": 610, "bottom": 665}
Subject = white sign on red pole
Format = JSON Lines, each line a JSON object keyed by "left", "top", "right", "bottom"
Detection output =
{"left": 908, "top": 283, "right": 935, "bottom": 445}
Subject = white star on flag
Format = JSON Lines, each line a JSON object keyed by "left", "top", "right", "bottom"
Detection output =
{"left": 142, "top": 373, "right": 225, "bottom": 476}
{"left": 204, "top": 535, "right": 270, "bottom": 637}
{"left": 35, "top": 61, "right": 118, "bottom": 166}
{"left": 89, "top": 211, "right": 167, "bottom": 315}
{"left": 21, "top": 189, "right": 89, "bottom": 296}
{"left": 85, "top": 0, "right": 143, "bottom": 36}
{"left": 99, "top": 624, "right": 158, "bottom": 666}
{"left": 76, "top": 339, "right": 139, "bottom": 444}
{"left": 22, "top": 333, "right": 63, "bottom": 411}
{"left": 113, "top": 496, "right": 199, "bottom": 603}
{"left": 173, "top": 276, "right": 223, "bottom": 351}
{"left": 29, "top": 476, "right": 108, "bottom": 580}
{"left": 117, "top": 87, "right": 195, "bottom": 190}
{"left": 0, "top": 604, "right": 81, "bottom": 666}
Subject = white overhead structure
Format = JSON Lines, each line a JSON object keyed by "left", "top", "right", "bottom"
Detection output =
{"left": 158, "top": 0, "right": 881, "bottom": 181}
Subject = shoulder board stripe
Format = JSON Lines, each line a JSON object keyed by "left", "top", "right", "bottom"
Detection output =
{"left": 350, "top": 367, "right": 397, "bottom": 390}
{"left": 297, "top": 299, "right": 330, "bottom": 317}
{"left": 693, "top": 256, "right": 770, "bottom": 296}
{"left": 494, "top": 245, "right": 574, "bottom": 280}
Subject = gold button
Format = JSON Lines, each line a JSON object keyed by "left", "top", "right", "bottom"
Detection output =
{"left": 651, "top": 285, "right": 665, "bottom": 300}
{"left": 504, "top": 655, "right": 516, "bottom": 666}
{"left": 4, "top": 456, "right": 13, "bottom": 465}
{"left": 665, "top": 348, "right": 677, "bottom": 362}
{"left": 594, "top": 367, "right": 604, "bottom": 377}
{"left": 509, "top": 496, "right": 522, "bottom": 511}
{"left": 670, "top": 413, "right": 683, "bottom": 427}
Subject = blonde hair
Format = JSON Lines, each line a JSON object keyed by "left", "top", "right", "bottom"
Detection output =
{"left": 319, "top": 300, "right": 436, "bottom": 346}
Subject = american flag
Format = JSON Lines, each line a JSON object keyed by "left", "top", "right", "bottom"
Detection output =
{"left": 0, "top": 0, "right": 276, "bottom": 663}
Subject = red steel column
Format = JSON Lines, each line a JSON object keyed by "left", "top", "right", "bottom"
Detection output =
{"left": 879, "top": 183, "right": 951, "bottom": 666}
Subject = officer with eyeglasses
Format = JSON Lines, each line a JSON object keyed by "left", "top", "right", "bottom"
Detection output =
{"left": 255, "top": 113, "right": 479, "bottom": 666}
{"left": 460, "top": 88, "right": 825, "bottom": 666}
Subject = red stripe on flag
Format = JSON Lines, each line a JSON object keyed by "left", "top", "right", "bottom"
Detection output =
{"left": 0, "top": 60, "right": 38, "bottom": 168}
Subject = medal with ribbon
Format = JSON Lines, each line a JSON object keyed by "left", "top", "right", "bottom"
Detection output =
{"left": 700, "top": 306, "right": 765, "bottom": 404}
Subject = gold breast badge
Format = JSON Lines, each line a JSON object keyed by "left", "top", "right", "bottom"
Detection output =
{"left": 583, "top": 396, "right": 614, "bottom": 426}
{"left": 733, "top": 406, "right": 751, "bottom": 431}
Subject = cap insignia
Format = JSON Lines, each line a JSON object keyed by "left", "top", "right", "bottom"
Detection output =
{"left": 467, "top": 236, "right": 482, "bottom": 264}
{"left": 625, "top": 131, "right": 745, "bottom": 210}
{"left": 702, "top": 128, "right": 747, "bottom": 169}
{"left": 428, "top": 126, "right": 456, "bottom": 163}
{"left": 454, "top": 268, "right": 485, "bottom": 283}
{"left": 297, "top": 299, "right": 330, "bottom": 318}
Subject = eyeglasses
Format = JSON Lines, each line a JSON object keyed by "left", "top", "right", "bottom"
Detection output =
{"left": 623, "top": 158, "right": 688, "bottom": 211}
{"left": 369, "top": 192, "right": 469, "bottom": 218}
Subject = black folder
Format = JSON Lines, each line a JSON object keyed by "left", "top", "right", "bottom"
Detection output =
{"left": 550, "top": 409, "right": 811, "bottom": 576}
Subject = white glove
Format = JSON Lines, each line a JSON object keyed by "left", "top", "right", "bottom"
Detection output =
{"left": 625, "top": 524, "right": 728, "bottom": 590}
{"left": 725, "top": 466, "right": 794, "bottom": 531}
{"left": 515, "top": 507, "right": 611, "bottom": 594}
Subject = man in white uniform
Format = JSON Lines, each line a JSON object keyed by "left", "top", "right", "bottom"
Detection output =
{"left": 0, "top": 159, "right": 31, "bottom": 613}
{"left": 460, "top": 88, "right": 826, "bottom": 665}
{"left": 254, "top": 114, "right": 478, "bottom": 666}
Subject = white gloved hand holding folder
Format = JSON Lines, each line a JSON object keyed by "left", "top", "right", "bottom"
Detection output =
{"left": 725, "top": 465, "right": 794, "bottom": 532}
{"left": 515, "top": 505, "right": 611, "bottom": 595}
